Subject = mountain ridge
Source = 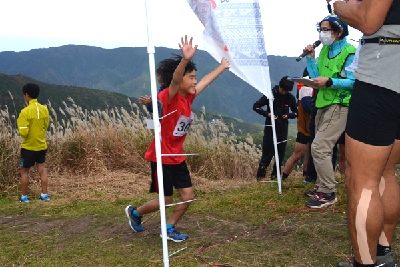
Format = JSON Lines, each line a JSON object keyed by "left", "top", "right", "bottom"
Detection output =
{"left": 0, "top": 45, "right": 306, "bottom": 124}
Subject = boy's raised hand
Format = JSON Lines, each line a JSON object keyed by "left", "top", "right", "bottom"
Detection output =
{"left": 178, "top": 35, "right": 198, "bottom": 60}
{"left": 220, "top": 57, "right": 230, "bottom": 70}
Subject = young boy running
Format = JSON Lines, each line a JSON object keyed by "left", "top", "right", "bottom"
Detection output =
{"left": 17, "top": 83, "right": 50, "bottom": 202}
{"left": 125, "top": 36, "right": 230, "bottom": 242}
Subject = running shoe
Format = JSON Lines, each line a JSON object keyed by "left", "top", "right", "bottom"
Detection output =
{"left": 304, "top": 185, "right": 319, "bottom": 197}
{"left": 338, "top": 253, "right": 399, "bottom": 267}
{"left": 39, "top": 194, "right": 50, "bottom": 201}
{"left": 20, "top": 196, "right": 29, "bottom": 203}
{"left": 125, "top": 205, "right": 143, "bottom": 232}
{"left": 160, "top": 227, "right": 187, "bottom": 242}
{"left": 377, "top": 252, "right": 399, "bottom": 267}
{"left": 305, "top": 191, "right": 337, "bottom": 209}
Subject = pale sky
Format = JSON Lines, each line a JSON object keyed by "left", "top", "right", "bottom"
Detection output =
{"left": 0, "top": 0, "right": 362, "bottom": 57}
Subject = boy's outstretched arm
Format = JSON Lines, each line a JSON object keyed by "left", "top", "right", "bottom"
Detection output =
{"left": 168, "top": 36, "right": 198, "bottom": 103}
{"left": 196, "top": 57, "right": 230, "bottom": 96}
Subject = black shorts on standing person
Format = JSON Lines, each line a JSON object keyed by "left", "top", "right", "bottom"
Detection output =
{"left": 20, "top": 148, "right": 47, "bottom": 168}
{"left": 253, "top": 76, "right": 297, "bottom": 180}
{"left": 296, "top": 131, "right": 310, "bottom": 145}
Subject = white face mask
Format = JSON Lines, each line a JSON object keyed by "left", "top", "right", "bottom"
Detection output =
{"left": 319, "top": 31, "right": 335, "bottom": 46}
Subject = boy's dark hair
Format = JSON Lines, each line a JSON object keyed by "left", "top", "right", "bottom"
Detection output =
{"left": 156, "top": 54, "right": 197, "bottom": 87}
{"left": 279, "top": 76, "right": 294, "bottom": 91}
{"left": 22, "top": 83, "right": 40, "bottom": 99}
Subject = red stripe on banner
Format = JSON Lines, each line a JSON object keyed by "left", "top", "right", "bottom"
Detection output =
{"left": 208, "top": 0, "right": 217, "bottom": 9}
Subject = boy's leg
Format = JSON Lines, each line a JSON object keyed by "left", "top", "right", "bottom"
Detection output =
{"left": 126, "top": 162, "right": 175, "bottom": 232}
{"left": 303, "top": 143, "right": 310, "bottom": 173}
{"left": 36, "top": 163, "right": 48, "bottom": 195}
{"left": 166, "top": 187, "right": 195, "bottom": 226}
{"left": 283, "top": 141, "right": 307, "bottom": 176}
{"left": 136, "top": 196, "right": 173, "bottom": 215}
{"left": 21, "top": 167, "right": 30, "bottom": 196}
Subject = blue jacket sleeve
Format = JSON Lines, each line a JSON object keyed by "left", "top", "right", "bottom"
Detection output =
{"left": 147, "top": 102, "right": 153, "bottom": 113}
{"left": 306, "top": 56, "right": 319, "bottom": 79}
{"left": 331, "top": 54, "right": 356, "bottom": 90}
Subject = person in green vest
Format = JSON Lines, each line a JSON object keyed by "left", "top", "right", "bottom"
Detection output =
{"left": 302, "top": 15, "right": 356, "bottom": 209}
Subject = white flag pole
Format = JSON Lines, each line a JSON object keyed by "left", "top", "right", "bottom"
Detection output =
{"left": 145, "top": 0, "right": 169, "bottom": 266}
{"left": 268, "top": 98, "right": 282, "bottom": 194}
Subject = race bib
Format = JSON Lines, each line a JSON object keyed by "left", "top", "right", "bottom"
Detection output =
{"left": 173, "top": 112, "right": 194, "bottom": 137}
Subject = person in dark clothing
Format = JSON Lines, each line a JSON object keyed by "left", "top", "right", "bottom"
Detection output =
{"left": 253, "top": 76, "right": 297, "bottom": 180}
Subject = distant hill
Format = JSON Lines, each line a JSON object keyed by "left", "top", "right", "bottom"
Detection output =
{"left": 0, "top": 45, "right": 306, "bottom": 124}
{"left": 0, "top": 74, "right": 263, "bottom": 136}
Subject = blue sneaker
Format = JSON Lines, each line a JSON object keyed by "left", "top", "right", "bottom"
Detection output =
{"left": 161, "top": 227, "right": 187, "bottom": 242}
{"left": 125, "top": 205, "right": 143, "bottom": 232}
{"left": 40, "top": 194, "right": 50, "bottom": 201}
{"left": 20, "top": 196, "right": 29, "bottom": 203}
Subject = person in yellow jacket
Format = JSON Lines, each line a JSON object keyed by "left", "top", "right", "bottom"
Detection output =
{"left": 17, "top": 83, "right": 50, "bottom": 202}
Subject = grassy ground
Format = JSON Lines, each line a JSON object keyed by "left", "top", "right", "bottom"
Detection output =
{"left": 0, "top": 172, "right": 399, "bottom": 267}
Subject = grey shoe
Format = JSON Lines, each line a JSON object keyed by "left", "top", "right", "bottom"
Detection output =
{"left": 337, "top": 253, "right": 398, "bottom": 267}
{"left": 377, "top": 252, "right": 399, "bottom": 267}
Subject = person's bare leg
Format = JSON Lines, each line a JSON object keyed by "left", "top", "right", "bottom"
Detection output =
{"left": 346, "top": 134, "right": 395, "bottom": 264}
{"left": 167, "top": 187, "right": 195, "bottom": 226}
{"left": 282, "top": 142, "right": 307, "bottom": 176}
{"left": 339, "top": 143, "right": 347, "bottom": 175}
{"left": 378, "top": 140, "right": 400, "bottom": 248}
{"left": 136, "top": 196, "right": 174, "bottom": 215}
{"left": 302, "top": 142, "right": 310, "bottom": 173}
{"left": 36, "top": 163, "right": 48, "bottom": 195}
{"left": 21, "top": 167, "right": 30, "bottom": 196}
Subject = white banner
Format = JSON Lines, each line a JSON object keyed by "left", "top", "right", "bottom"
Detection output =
{"left": 186, "top": 0, "right": 272, "bottom": 99}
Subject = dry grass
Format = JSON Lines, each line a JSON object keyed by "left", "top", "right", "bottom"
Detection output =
{"left": 0, "top": 97, "right": 261, "bottom": 195}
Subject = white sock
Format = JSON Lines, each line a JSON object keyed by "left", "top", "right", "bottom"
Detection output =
{"left": 41, "top": 193, "right": 47, "bottom": 197}
{"left": 21, "top": 195, "right": 27, "bottom": 198}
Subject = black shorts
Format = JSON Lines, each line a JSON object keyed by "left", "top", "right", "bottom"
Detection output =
{"left": 346, "top": 80, "right": 400, "bottom": 146}
{"left": 296, "top": 131, "right": 310, "bottom": 145}
{"left": 337, "top": 131, "right": 345, "bottom": 145}
{"left": 149, "top": 161, "right": 192, "bottom": 197}
{"left": 21, "top": 148, "right": 47, "bottom": 168}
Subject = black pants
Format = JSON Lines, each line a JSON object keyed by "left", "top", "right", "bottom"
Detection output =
{"left": 306, "top": 121, "right": 338, "bottom": 182}
{"left": 257, "top": 133, "right": 287, "bottom": 178}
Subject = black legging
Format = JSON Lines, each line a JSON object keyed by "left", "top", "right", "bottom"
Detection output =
{"left": 257, "top": 132, "right": 288, "bottom": 178}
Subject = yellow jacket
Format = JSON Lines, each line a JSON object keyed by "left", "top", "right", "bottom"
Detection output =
{"left": 17, "top": 99, "right": 49, "bottom": 151}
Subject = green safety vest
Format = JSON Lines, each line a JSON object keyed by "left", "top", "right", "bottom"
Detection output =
{"left": 316, "top": 44, "right": 356, "bottom": 108}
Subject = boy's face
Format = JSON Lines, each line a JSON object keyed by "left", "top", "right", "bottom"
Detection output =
{"left": 23, "top": 93, "right": 30, "bottom": 103}
{"left": 278, "top": 87, "right": 288, "bottom": 95}
{"left": 157, "top": 75, "right": 164, "bottom": 86}
{"left": 179, "top": 70, "right": 197, "bottom": 96}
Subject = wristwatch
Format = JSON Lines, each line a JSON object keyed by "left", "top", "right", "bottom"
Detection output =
{"left": 326, "top": 78, "right": 333, "bottom": 87}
